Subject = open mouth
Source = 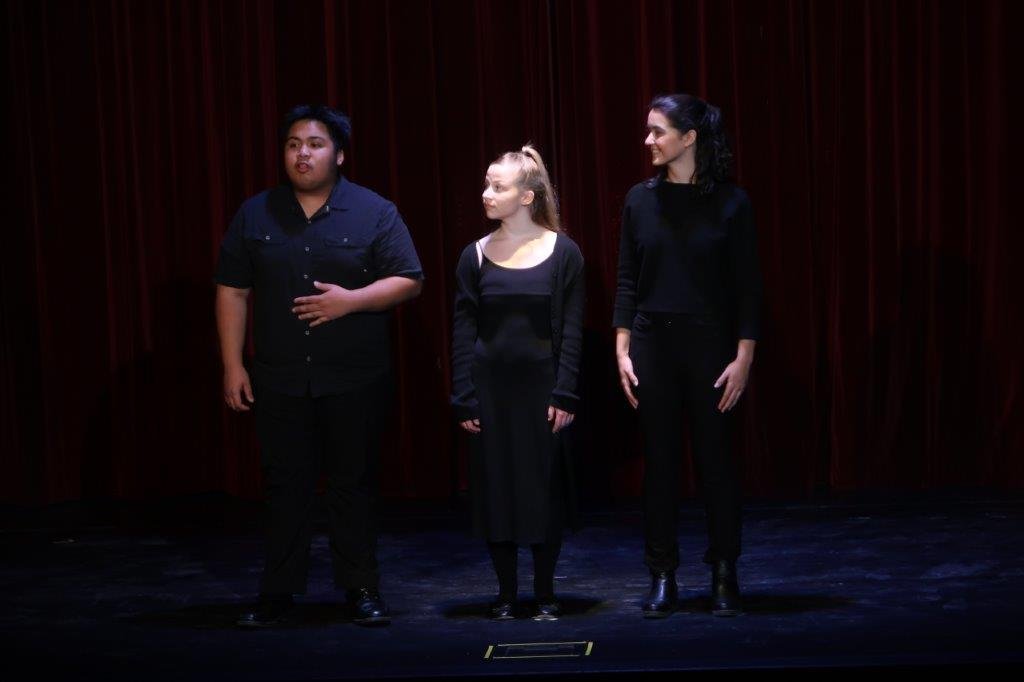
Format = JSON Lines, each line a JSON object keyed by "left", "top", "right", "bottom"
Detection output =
{"left": 296, "top": 162, "right": 311, "bottom": 172}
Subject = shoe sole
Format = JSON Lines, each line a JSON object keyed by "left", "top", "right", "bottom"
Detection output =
{"left": 353, "top": 615, "right": 391, "bottom": 626}
{"left": 532, "top": 614, "right": 559, "bottom": 622}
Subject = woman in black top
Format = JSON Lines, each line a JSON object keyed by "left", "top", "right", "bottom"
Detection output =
{"left": 451, "top": 145, "right": 585, "bottom": 621}
{"left": 614, "top": 94, "right": 762, "bottom": 618}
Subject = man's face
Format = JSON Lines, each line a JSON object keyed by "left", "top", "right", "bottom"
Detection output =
{"left": 283, "top": 119, "right": 344, "bottom": 192}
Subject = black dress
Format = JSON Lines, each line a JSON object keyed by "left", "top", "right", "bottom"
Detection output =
{"left": 470, "top": 252, "right": 563, "bottom": 544}
{"left": 451, "top": 233, "right": 586, "bottom": 547}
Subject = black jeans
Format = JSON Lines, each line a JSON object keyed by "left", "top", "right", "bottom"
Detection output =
{"left": 629, "top": 312, "right": 742, "bottom": 572}
{"left": 254, "top": 377, "right": 389, "bottom": 595}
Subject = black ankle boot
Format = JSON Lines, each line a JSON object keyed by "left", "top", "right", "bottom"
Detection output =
{"left": 711, "top": 559, "right": 742, "bottom": 616}
{"left": 642, "top": 570, "right": 678, "bottom": 618}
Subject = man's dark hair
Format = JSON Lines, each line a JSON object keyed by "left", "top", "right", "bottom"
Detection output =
{"left": 280, "top": 104, "right": 352, "bottom": 153}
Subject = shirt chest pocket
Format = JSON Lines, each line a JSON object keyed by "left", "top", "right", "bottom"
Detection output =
{"left": 245, "top": 233, "right": 290, "bottom": 268}
{"left": 315, "top": 235, "right": 374, "bottom": 287}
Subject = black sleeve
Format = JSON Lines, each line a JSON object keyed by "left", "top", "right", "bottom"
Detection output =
{"left": 372, "top": 202, "right": 424, "bottom": 281}
{"left": 612, "top": 195, "right": 638, "bottom": 328}
{"left": 729, "top": 191, "right": 762, "bottom": 340}
{"left": 450, "top": 244, "right": 479, "bottom": 422}
{"left": 551, "top": 244, "right": 585, "bottom": 413}
{"left": 213, "top": 207, "right": 253, "bottom": 289}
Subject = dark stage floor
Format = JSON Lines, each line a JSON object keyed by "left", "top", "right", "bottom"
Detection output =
{"left": 1, "top": 493, "right": 1022, "bottom": 679}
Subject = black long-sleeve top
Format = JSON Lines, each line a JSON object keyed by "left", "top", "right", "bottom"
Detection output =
{"left": 613, "top": 177, "right": 762, "bottom": 340}
{"left": 450, "top": 232, "right": 585, "bottom": 421}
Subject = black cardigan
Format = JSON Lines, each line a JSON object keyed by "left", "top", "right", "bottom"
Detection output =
{"left": 450, "top": 232, "right": 585, "bottom": 421}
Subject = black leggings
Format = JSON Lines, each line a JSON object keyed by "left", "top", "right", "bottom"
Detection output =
{"left": 486, "top": 451, "right": 566, "bottom": 601}
{"left": 487, "top": 538, "right": 562, "bottom": 601}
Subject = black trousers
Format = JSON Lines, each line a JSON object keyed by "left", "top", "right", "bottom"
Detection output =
{"left": 629, "top": 312, "right": 742, "bottom": 572}
{"left": 254, "top": 377, "right": 389, "bottom": 595}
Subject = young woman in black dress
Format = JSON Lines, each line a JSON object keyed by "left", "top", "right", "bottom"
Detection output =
{"left": 451, "top": 145, "right": 584, "bottom": 621}
{"left": 614, "top": 94, "right": 762, "bottom": 617}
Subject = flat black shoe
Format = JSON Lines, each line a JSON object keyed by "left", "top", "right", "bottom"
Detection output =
{"left": 236, "top": 595, "right": 293, "bottom": 628}
{"left": 532, "top": 600, "right": 562, "bottom": 622}
{"left": 489, "top": 596, "right": 517, "bottom": 620}
{"left": 711, "top": 559, "right": 743, "bottom": 617}
{"left": 642, "top": 571, "right": 678, "bottom": 618}
{"left": 346, "top": 588, "right": 391, "bottom": 626}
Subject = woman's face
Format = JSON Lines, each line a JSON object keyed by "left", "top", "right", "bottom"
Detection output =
{"left": 482, "top": 161, "right": 532, "bottom": 220}
{"left": 644, "top": 109, "right": 694, "bottom": 166}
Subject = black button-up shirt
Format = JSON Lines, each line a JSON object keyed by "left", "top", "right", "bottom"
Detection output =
{"left": 215, "top": 177, "right": 424, "bottom": 397}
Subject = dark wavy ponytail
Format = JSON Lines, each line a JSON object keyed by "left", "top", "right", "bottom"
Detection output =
{"left": 649, "top": 94, "right": 733, "bottom": 194}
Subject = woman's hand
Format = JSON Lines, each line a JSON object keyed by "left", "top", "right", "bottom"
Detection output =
{"left": 615, "top": 328, "right": 639, "bottom": 409}
{"left": 714, "top": 357, "right": 751, "bottom": 412}
{"left": 617, "top": 353, "right": 639, "bottom": 409}
{"left": 460, "top": 418, "right": 481, "bottom": 434}
{"left": 548, "top": 406, "right": 575, "bottom": 433}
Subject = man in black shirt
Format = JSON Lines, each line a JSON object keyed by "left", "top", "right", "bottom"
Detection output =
{"left": 215, "top": 105, "right": 423, "bottom": 627}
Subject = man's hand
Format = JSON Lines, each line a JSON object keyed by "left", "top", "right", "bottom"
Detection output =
{"left": 292, "top": 281, "right": 356, "bottom": 327}
{"left": 460, "top": 418, "right": 481, "bottom": 434}
{"left": 223, "top": 365, "right": 254, "bottom": 412}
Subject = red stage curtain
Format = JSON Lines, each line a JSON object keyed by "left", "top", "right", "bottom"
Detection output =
{"left": 3, "top": 0, "right": 1021, "bottom": 504}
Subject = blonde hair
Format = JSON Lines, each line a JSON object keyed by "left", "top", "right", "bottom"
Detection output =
{"left": 495, "top": 144, "right": 561, "bottom": 232}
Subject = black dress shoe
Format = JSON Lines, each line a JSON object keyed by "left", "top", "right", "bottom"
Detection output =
{"left": 236, "top": 595, "right": 293, "bottom": 628}
{"left": 489, "top": 596, "right": 517, "bottom": 620}
{"left": 711, "top": 559, "right": 742, "bottom": 617}
{"left": 642, "top": 570, "right": 678, "bottom": 618}
{"left": 346, "top": 587, "right": 391, "bottom": 626}
{"left": 532, "top": 600, "right": 562, "bottom": 622}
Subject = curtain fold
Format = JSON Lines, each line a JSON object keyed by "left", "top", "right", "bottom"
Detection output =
{"left": 2, "top": 0, "right": 1019, "bottom": 504}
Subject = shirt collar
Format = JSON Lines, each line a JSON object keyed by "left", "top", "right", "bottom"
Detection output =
{"left": 326, "top": 175, "right": 351, "bottom": 210}
{"left": 278, "top": 175, "right": 352, "bottom": 214}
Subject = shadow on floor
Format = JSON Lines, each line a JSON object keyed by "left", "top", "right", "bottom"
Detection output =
{"left": 442, "top": 596, "right": 605, "bottom": 619}
{"left": 676, "top": 593, "right": 855, "bottom": 614}
{"left": 127, "top": 602, "right": 369, "bottom": 630}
